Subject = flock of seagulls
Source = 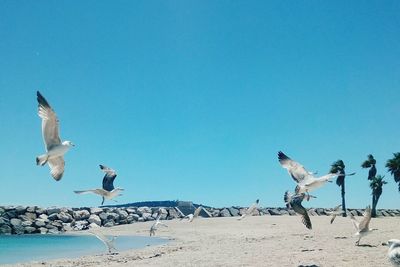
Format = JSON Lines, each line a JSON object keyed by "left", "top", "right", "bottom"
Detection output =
{"left": 34, "top": 92, "right": 399, "bottom": 264}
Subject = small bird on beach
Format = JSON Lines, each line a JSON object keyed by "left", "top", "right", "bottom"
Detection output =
{"left": 349, "top": 205, "right": 375, "bottom": 246}
{"left": 74, "top": 165, "right": 123, "bottom": 205}
{"left": 150, "top": 212, "right": 168, "bottom": 236}
{"left": 326, "top": 204, "right": 342, "bottom": 224}
{"left": 36, "top": 91, "right": 74, "bottom": 181}
{"left": 284, "top": 191, "right": 316, "bottom": 230}
{"left": 385, "top": 239, "right": 400, "bottom": 266}
{"left": 278, "top": 151, "right": 355, "bottom": 196}
{"left": 88, "top": 231, "right": 117, "bottom": 254}
{"left": 238, "top": 199, "right": 260, "bottom": 220}
{"left": 182, "top": 206, "right": 203, "bottom": 222}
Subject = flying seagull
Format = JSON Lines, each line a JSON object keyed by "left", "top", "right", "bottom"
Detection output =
{"left": 350, "top": 205, "right": 375, "bottom": 246}
{"left": 74, "top": 188, "right": 124, "bottom": 205}
{"left": 150, "top": 212, "right": 168, "bottom": 236}
{"left": 278, "top": 151, "right": 355, "bottom": 195}
{"left": 74, "top": 165, "right": 123, "bottom": 205}
{"left": 36, "top": 91, "right": 74, "bottom": 181}
{"left": 100, "top": 164, "right": 118, "bottom": 204}
{"left": 284, "top": 191, "right": 316, "bottom": 230}
{"left": 326, "top": 204, "right": 342, "bottom": 224}
{"left": 238, "top": 199, "right": 260, "bottom": 220}
{"left": 88, "top": 231, "right": 117, "bottom": 254}
{"left": 385, "top": 239, "right": 400, "bottom": 266}
{"left": 182, "top": 206, "right": 203, "bottom": 222}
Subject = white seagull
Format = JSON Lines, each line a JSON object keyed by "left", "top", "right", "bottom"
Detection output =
{"left": 74, "top": 188, "right": 124, "bottom": 204}
{"left": 88, "top": 231, "right": 117, "bottom": 254}
{"left": 349, "top": 205, "right": 375, "bottom": 246}
{"left": 278, "top": 151, "right": 354, "bottom": 195}
{"left": 100, "top": 165, "right": 118, "bottom": 205}
{"left": 182, "top": 206, "right": 203, "bottom": 222}
{"left": 238, "top": 199, "right": 260, "bottom": 220}
{"left": 284, "top": 191, "right": 316, "bottom": 230}
{"left": 385, "top": 239, "right": 400, "bottom": 266}
{"left": 326, "top": 204, "right": 342, "bottom": 224}
{"left": 36, "top": 91, "right": 74, "bottom": 181}
{"left": 150, "top": 212, "right": 168, "bottom": 236}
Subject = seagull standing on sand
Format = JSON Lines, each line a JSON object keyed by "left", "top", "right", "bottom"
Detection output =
{"left": 349, "top": 206, "right": 375, "bottom": 246}
{"left": 238, "top": 199, "right": 259, "bottom": 220}
{"left": 284, "top": 191, "right": 316, "bottom": 230}
{"left": 326, "top": 204, "right": 342, "bottom": 224}
{"left": 74, "top": 165, "right": 124, "bottom": 205}
{"left": 150, "top": 212, "right": 168, "bottom": 236}
{"left": 385, "top": 239, "right": 400, "bottom": 266}
{"left": 278, "top": 151, "right": 354, "bottom": 195}
{"left": 36, "top": 91, "right": 74, "bottom": 181}
{"left": 88, "top": 231, "right": 117, "bottom": 254}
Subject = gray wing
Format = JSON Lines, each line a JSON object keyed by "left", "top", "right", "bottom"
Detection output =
{"left": 48, "top": 156, "right": 65, "bottom": 181}
{"left": 291, "top": 195, "right": 312, "bottom": 229}
{"left": 37, "top": 91, "right": 61, "bottom": 150}
{"left": 358, "top": 206, "right": 372, "bottom": 230}
{"left": 193, "top": 206, "right": 202, "bottom": 218}
{"left": 278, "top": 151, "right": 311, "bottom": 184}
{"left": 74, "top": 189, "right": 106, "bottom": 196}
{"left": 100, "top": 165, "right": 117, "bottom": 191}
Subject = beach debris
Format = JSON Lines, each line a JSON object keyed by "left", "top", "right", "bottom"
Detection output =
{"left": 238, "top": 199, "right": 260, "bottom": 220}
{"left": 349, "top": 205, "right": 375, "bottom": 246}
{"left": 284, "top": 191, "right": 316, "bottom": 230}
{"left": 384, "top": 239, "right": 400, "bottom": 266}
{"left": 36, "top": 91, "right": 74, "bottom": 181}
{"left": 74, "top": 165, "right": 124, "bottom": 205}
{"left": 278, "top": 151, "right": 355, "bottom": 195}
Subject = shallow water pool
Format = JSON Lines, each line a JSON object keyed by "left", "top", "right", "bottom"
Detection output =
{"left": 0, "top": 234, "right": 168, "bottom": 264}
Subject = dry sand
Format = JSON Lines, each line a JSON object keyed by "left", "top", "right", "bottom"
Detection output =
{"left": 5, "top": 215, "right": 400, "bottom": 267}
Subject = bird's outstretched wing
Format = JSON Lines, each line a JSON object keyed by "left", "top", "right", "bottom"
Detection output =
{"left": 88, "top": 231, "right": 116, "bottom": 254}
{"left": 100, "top": 165, "right": 117, "bottom": 191}
{"left": 349, "top": 214, "right": 360, "bottom": 230}
{"left": 291, "top": 194, "right": 312, "bottom": 229}
{"left": 193, "top": 206, "right": 202, "bottom": 218}
{"left": 48, "top": 156, "right": 65, "bottom": 181}
{"left": 74, "top": 189, "right": 106, "bottom": 196}
{"left": 358, "top": 206, "right": 372, "bottom": 230}
{"left": 329, "top": 204, "right": 342, "bottom": 224}
{"left": 37, "top": 91, "right": 61, "bottom": 151}
{"left": 278, "top": 151, "right": 312, "bottom": 184}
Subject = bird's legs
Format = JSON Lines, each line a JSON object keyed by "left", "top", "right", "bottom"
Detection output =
{"left": 355, "top": 236, "right": 361, "bottom": 246}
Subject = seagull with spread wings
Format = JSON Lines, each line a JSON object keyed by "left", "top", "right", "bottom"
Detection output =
{"left": 350, "top": 205, "right": 375, "bottom": 246}
{"left": 182, "top": 206, "right": 203, "bottom": 222}
{"left": 150, "top": 211, "right": 168, "bottom": 236}
{"left": 284, "top": 191, "right": 316, "bottom": 230}
{"left": 278, "top": 151, "right": 355, "bottom": 195}
{"left": 88, "top": 231, "right": 117, "bottom": 254}
{"left": 36, "top": 91, "right": 74, "bottom": 181}
{"left": 238, "top": 199, "right": 260, "bottom": 220}
{"left": 74, "top": 165, "right": 123, "bottom": 205}
{"left": 326, "top": 204, "right": 342, "bottom": 224}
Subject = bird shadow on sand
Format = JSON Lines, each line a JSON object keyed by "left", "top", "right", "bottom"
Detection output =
{"left": 356, "top": 244, "right": 378, "bottom": 248}
{"left": 298, "top": 265, "right": 319, "bottom": 267}
{"left": 334, "top": 236, "right": 348, "bottom": 239}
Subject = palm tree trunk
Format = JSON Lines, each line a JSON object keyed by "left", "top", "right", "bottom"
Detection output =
{"left": 341, "top": 183, "right": 346, "bottom": 217}
{"left": 371, "top": 194, "right": 378, "bottom": 218}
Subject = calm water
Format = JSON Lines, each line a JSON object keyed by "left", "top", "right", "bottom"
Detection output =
{"left": 0, "top": 234, "right": 168, "bottom": 265}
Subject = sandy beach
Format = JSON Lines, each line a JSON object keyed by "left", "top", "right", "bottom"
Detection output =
{"left": 5, "top": 215, "right": 399, "bottom": 267}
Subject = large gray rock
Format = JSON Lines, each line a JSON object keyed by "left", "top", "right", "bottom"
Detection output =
{"left": 88, "top": 214, "right": 101, "bottom": 226}
{"left": 58, "top": 212, "right": 73, "bottom": 223}
{"left": 13, "top": 225, "right": 25, "bottom": 235}
{"left": 268, "top": 209, "right": 281, "bottom": 215}
{"left": 24, "top": 226, "right": 37, "bottom": 234}
{"left": 34, "top": 219, "right": 47, "bottom": 227}
{"left": 15, "top": 206, "right": 27, "bottom": 215}
{"left": 24, "top": 212, "right": 37, "bottom": 221}
{"left": 90, "top": 207, "right": 103, "bottom": 215}
{"left": 26, "top": 206, "right": 37, "bottom": 213}
{"left": 10, "top": 218, "right": 22, "bottom": 227}
{"left": 219, "top": 208, "right": 231, "bottom": 217}
{"left": 39, "top": 214, "right": 48, "bottom": 220}
{"left": 137, "top": 207, "right": 152, "bottom": 215}
{"left": 167, "top": 208, "right": 181, "bottom": 219}
{"left": 62, "top": 223, "right": 73, "bottom": 232}
{"left": 0, "top": 217, "right": 9, "bottom": 226}
{"left": 39, "top": 227, "right": 48, "bottom": 234}
{"left": 47, "top": 207, "right": 61, "bottom": 215}
{"left": 104, "top": 220, "right": 115, "bottom": 227}
{"left": 88, "top": 222, "right": 100, "bottom": 229}
{"left": 48, "top": 213, "right": 59, "bottom": 221}
{"left": 142, "top": 212, "right": 153, "bottom": 221}
{"left": 73, "top": 220, "right": 89, "bottom": 231}
{"left": 126, "top": 208, "right": 137, "bottom": 214}
{"left": 5, "top": 210, "right": 17, "bottom": 219}
{"left": 0, "top": 224, "right": 12, "bottom": 234}
{"left": 73, "top": 210, "right": 90, "bottom": 220}
{"left": 228, "top": 208, "right": 240, "bottom": 217}
{"left": 21, "top": 220, "right": 33, "bottom": 227}
{"left": 117, "top": 210, "right": 128, "bottom": 220}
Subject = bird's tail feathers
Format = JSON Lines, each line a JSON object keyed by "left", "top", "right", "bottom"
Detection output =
{"left": 36, "top": 154, "right": 48, "bottom": 166}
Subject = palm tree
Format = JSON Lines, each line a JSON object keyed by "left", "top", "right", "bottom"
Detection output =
{"left": 330, "top": 160, "right": 347, "bottom": 217}
{"left": 369, "top": 175, "right": 387, "bottom": 217}
{"left": 386, "top": 152, "right": 400, "bottom": 192}
{"left": 361, "top": 154, "right": 377, "bottom": 180}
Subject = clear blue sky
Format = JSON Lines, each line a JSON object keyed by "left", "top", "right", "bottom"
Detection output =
{"left": 0, "top": 1, "right": 399, "bottom": 209}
